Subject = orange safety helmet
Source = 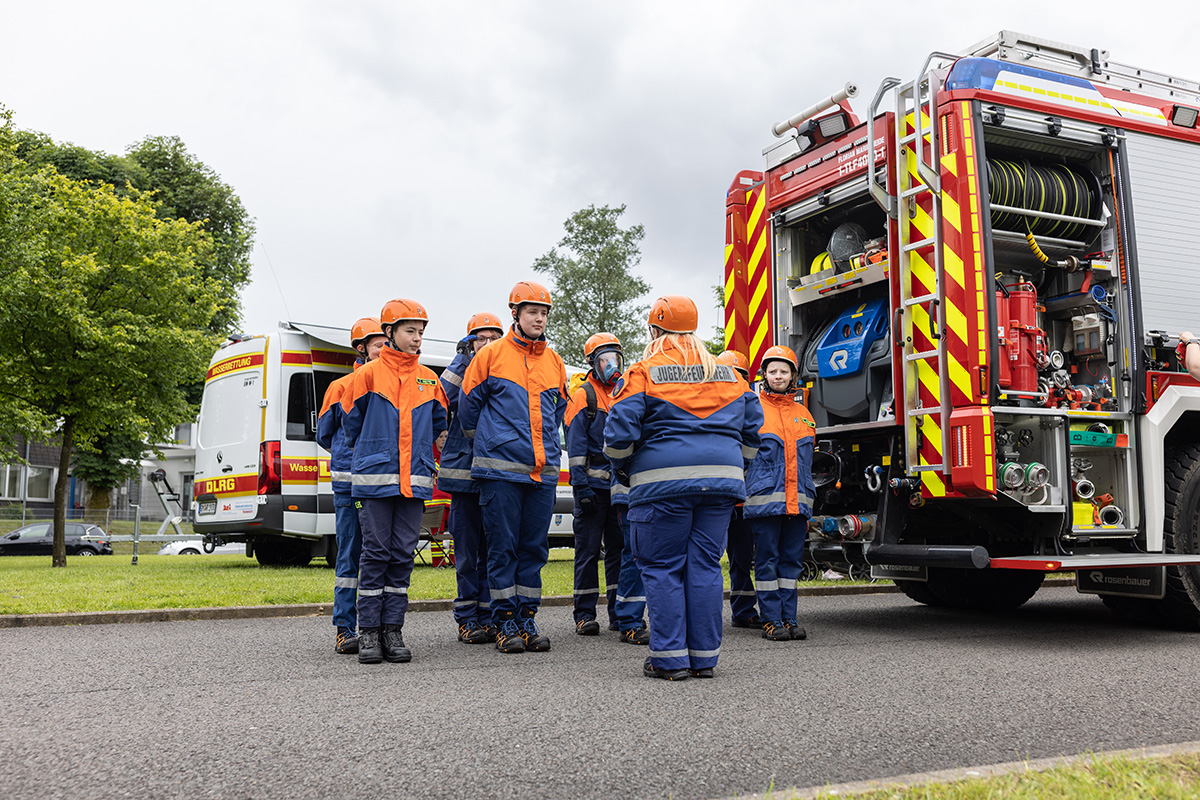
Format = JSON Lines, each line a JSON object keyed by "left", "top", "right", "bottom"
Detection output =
{"left": 647, "top": 295, "right": 698, "bottom": 334}
{"left": 508, "top": 281, "right": 553, "bottom": 310}
{"left": 350, "top": 317, "right": 384, "bottom": 348}
{"left": 583, "top": 332, "right": 622, "bottom": 360}
{"left": 466, "top": 312, "right": 504, "bottom": 336}
{"left": 715, "top": 349, "right": 750, "bottom": 378}
{"left": 761, "top": 344, "right": 800, "bottom": 374}
{"left": 379, "top": 298, "right": 429, "bottom": 331}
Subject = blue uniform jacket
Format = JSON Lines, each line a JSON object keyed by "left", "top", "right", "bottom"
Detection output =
{"left": 316, "top": 367, "right": 357, "bottom": 495}
{"left": 603, "top": 340, "right": 763, "bottom": 507}
{"left": 564, "top": 373, "right": 616, "bottom": 494}
{"left": 340, "top": 348, "right": 448, "bottom": 500}
{"left": 436, "top": 341, "right": 480, "bottom": 494}
{"left": 458, "top": 326, "right": 568, "bottom": 486}
{"left": 743, "top": 389, "right": 816, "bottom": 519}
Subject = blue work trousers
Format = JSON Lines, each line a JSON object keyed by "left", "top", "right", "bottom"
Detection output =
{"left": 572, "top": 489, "right": 622, "bottom": 623}
{"left": 613, "top": 505, "right": 647, "bottom": 631}
{"left": 356, "top": 496, "right": 422, "bottom": 629}
{"left": 629, "top": 495, "right": 733, "bottom": 671}
{"left": 726, "top": 505, "right": 758, "bottom": 621}
{"left": 748, "top": 514, "right": 808, "bottom": 623}
{"left": 479, "top": 479, "right": 555, "bottom": 623}
{"left": 449, "top": 491, "right": 490, "bottom": 626}
{"left": 332, "top": 492, "right": 363, "bottom": 630}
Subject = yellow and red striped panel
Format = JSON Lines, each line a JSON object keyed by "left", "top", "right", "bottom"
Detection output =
{"left": 724, "top": 171, "right": 773, "bottom": 377}
{"left": 904, "top": 104, "right": 995, "bottom": 498}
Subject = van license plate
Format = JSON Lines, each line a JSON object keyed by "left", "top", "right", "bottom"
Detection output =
{"left": 198, "top": 501, "right": 217, "bottom": 516}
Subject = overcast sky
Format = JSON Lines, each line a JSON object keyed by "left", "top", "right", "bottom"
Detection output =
{"left": 4, "top": 1, "right": 1196, "bottom": 354}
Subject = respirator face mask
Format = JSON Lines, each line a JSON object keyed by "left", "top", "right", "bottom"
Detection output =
{"left": 595, "top": 351, "right": 623, "bottom": 384}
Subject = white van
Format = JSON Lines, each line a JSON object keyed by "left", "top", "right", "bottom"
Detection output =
{"left": 194, "top": 321, "right": 577, "bottom": 566}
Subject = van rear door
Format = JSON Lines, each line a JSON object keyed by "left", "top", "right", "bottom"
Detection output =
{"left": 195, "top": 338, "right": 268, "bottom": 527}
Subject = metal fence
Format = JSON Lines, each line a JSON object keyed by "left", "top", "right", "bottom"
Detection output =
{"left": 0, "top": 504, "right": 194, "bottom": 536}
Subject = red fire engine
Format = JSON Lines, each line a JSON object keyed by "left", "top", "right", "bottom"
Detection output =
{"left": 724, "top": 31, "right": 1200, "bottom": 624}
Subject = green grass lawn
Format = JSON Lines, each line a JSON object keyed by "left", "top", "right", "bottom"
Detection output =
{"left": 803, "top": 752, "right": 1200, "bottom": 799}
{"left": 0, "top": 547, "right": 871, "bottom": 615}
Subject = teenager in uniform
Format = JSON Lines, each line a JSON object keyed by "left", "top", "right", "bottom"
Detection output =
{"left": 341, "top": 298, "right": 447, "bottom": 664}
{"left": 605, "top": 296, "right": 762, "bottom": 680}
{"left": 438, "top": 312, "right": 504, "bottom": 644}
{"left": 459, "top": 281, "right": 569, "bottom": 654}
{"left": 316, "top": 316, "right": 386, "bottom": 654}
{"left": 715, "top": 349, "right": 761, "bottom": 629}
{"left": 743, "top": 345, "right": 815, "bottom": 642}
{"left": 566, "top": 333, "right": 646, "bottom": 642}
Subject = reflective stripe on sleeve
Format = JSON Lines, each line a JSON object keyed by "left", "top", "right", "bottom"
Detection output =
{"left": 604, "top": 444, "right": 634, "bottom": 459}
{"left": 630, "top": 464, "right": 744, "bottom": 488}
{"left": 411, "top": 475, "right": 434, "bottom": 489}
{"left": 569, "top": 456, "right": 587, "bottom": 467}
{"left": 473, "top": 457, "right": 556, "bottom": 476}
{"left": 745, "top": 492, "right": 787, "bottom": 507}
{"left": 331, "top": 471, "right": 352, "bottom": 483}
{"left": 586, "top": 468, "right": 611, "bottom": 480}
{"left": 463, "top": 428, "right": 476, "bottom": 439}
{"left": 438, "top": 468, "right": 472, "bottom": 481}
{"left": 353, "top": 473, "right": 400, "bottom": 486}
{"left": 741, "top": 444, "right": 759, "bottom": 459}
{"left": 442, "top": 370, "right": 463, "bottom": 387}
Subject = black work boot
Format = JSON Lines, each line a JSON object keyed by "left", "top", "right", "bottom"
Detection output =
{"left": 519, "top": 614, "right": 551, "bottom": 652}
{"left": 494, "top": 613, "right": 526, "bottom": 654}
{"left": 358, "top": 627, "right": 383, "bottom": 664}
{"left": 381, "top": 624, "right": 412, "bottom": 663}
{"left": 335, "top": 626, "right": 359, "bottom": 655}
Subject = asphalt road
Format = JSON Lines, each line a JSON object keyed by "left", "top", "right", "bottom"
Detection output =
{"left": 4, "top": 586, "right": 1200, "bottom": 800}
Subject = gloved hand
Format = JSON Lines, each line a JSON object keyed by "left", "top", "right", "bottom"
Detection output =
{"left": 613, "top": 468, "right": 630, "bottom": 489}
{"left": 575, "top": 489, "right": 598, "bottom": 517}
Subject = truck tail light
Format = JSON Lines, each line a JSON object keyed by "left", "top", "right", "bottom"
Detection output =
{"left": 258, "top": 441, "right": 281, "bottom": 495}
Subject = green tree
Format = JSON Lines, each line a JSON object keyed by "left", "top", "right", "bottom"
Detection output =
{"left": 0, "top": 119, "right": 221, "bottom": 566}
{"left": 125, "top": 135, "right": 254, "bottom": 336}
{"left": 10, "top": 128, "right": 254, "bottom": 498}
{"left": 12, "top": 131, "right": 253, "bottom": 336}
{"left": 533, "top": 204, "right": 651, "bottom": 364}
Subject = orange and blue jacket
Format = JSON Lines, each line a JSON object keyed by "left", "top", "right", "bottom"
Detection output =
{"left": 340, "top": 348, "right": 448, "bottom": 500}
{"left": 458, "top": 326, "right": 568, "bottom": 486}
{"left": 565, "top": 372, "right": 616, "bottom": 494}
{"left": 316, "top": 362, "right": 362, "bottom": 495}
{"left": 603, "top": 340, "right": 763, "bottom": 507}
{"left": 744, "top": 389, "right": 816, "bottom": 519}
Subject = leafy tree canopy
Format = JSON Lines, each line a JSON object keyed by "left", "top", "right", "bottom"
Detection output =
{"left": 13, "top": 130, "right": 253, "bottom": 336}
{"left": 0, "top": 108, "right": 222, "bottom": 564}
{"left": 533, "top": 204, "right": 651, "bottom": 365}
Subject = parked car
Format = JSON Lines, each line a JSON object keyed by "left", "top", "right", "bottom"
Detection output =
{"left": 0, "top": 522, "right": 113, "bottom": 556}
{"left": 156, "top": 539, "right": 246, "bottom": 556}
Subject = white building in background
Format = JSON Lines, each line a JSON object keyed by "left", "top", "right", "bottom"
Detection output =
{"left": 122, "top": 422, "right": 197, "bottom": 522}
